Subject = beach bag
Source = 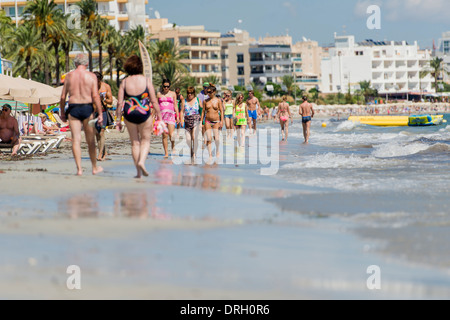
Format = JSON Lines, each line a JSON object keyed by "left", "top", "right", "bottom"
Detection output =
{"left": 233, "top": 117, "right": 238, "bottom": 126}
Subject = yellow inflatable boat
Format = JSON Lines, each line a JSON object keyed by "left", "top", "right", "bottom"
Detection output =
{"left": 408, "top": 115, "right": 444, "bottom": 126}
{"left": 348, "top": 115, "right": 445, "bottom": 127}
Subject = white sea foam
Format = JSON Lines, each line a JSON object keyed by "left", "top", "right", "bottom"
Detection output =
{"left": 372, "top": 142, "right": 431, "bottom": 158}
{"left": 283, "top": 152, "right": 392, "bottom": 169}
{"left": 335, "top": 120, "right": 360, "bottom": 132}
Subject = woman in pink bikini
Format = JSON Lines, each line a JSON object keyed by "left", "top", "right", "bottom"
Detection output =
{"left": 157, "top": 79, "right": 180, "bottom": 158}
{"left": 276, "top": 96, "right": 293, "bottom": 141}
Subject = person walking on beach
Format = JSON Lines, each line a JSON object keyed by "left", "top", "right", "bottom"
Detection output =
{"left": 201, "top": 84, "right": 223, "bottom": 161}
{"left": 0, "top": 104, "right": 21, "bottom": 155}
{"left": 222, "top": 90, "right": 234, "bottom": 141}
{"left": 93, "top": 71, "right": 113, "bottom": 161}
{"left": 247, "top": 90, "right": 260, "bottom": 135}
{"left": 116, "top": 54, "right": 162, "bottom": 178}
{"left": 277, "top": 96, "right": 293, "bottom": 141}
{"left": 157, "top": 79, "right": 179, "bottom": 158}
{"left": 180, "top": 86, "right": 202, "bottom": 161}
{"left": 60, "top": 53, "right": 104, "bottom": 176}
{"left": 197, "top": 82, "right": 210, "bottom": 150}
{"left": 175, "top": 87, "right": 184, "bottom": 140}
{"left": 233, "top": 93, "right": 249, "bottom": 148}
{"left": 299, "top": 96, "right": 315, "bottom": 144}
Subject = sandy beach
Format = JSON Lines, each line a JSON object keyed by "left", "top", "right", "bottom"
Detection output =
{"left": 1, "top": 116, "right": 450, "bottom": 300}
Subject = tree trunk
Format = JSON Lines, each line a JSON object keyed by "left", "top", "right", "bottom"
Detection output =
{"left": 26, "top": 58, "right": 31, "bottom": 80}
{"left": 98, "top": 42, "right": 103, "bottom": 74}
{"left": 65, "top": 47, "right": 70, "bottom": 73}
{"left": 109, "top": 53, "right": 113, "bottom": 82}
{"left": 116, "top": 60, "right": 120, "bottom": 88}
{"left": 42, "top": 35, "right": 50, "bottom": 84}
{"left": 54, "top": 41, "right": 61, "bottom": 86}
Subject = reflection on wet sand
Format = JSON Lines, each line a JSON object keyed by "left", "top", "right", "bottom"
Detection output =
{"left": 154, "top": 163, "right": 288, "bottom": 198}
{"left": 58, "top": 194, "right": 100, "bottom": 219}
{"left": 113, "top": 192, "right": 170, "bottom": 220}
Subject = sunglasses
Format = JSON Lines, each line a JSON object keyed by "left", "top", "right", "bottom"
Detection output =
{"left": 2, "top": 108, "right": 9, "bottom": 111}
{"left": 187, "top": 92, "right": 195, "bottom": 95}
{"left": 163, "top": 85, "right": 170, "bottom": 88}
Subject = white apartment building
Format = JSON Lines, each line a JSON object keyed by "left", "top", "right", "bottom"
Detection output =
{"left": 321, "top": 34, "right": 433, "bottom": 96}
{"left": 1, "top": 0, "right": 149, "bottom": 32}
{"left": 436, "top": 31, "right": 450, "bottom": 83}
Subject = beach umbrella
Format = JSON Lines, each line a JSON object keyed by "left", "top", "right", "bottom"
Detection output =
{"left": 10, "top": 77, "right": 60, "bottom": 105}
{"left": 0, "top": 74, "right": 34, "bottom": 97}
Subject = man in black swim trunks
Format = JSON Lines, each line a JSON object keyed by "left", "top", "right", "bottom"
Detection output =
{"left": 60, "top": 53, "right": 104, "bottom": 176}
{"left": 299, "top": 96, "right": 315, "bottom": 144}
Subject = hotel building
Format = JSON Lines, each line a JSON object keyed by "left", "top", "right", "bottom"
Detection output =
{"left": 321, "top": 34, "right": 433, "bottom": 96}
{"left": 220, "top": 29, "right": 252, "bottom": 87}
{"left": 148, "top": 18, "right": 222, "bottom": 86}
{"left": 1, "top": 0, "right": 149, "bottom": 32}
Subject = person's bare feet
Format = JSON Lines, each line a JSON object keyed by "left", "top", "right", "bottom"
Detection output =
{"left": 138, "top": 163, "right": 149, "bottom": 177}
{"left": 93, "top": 166, "right": 103, "bottom": 175}
{"left": 76, "top": 170, "right": 83, "bottom": 176}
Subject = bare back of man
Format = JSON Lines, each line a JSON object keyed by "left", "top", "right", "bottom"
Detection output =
{"left": 60, "top": 54, "right": 103, "bottom": 176}
{"left": 299, "top": 97, "right": 314, "bottom": 144}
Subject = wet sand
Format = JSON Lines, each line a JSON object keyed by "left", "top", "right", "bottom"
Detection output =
{"left": 1, "top": 125, "right": 450, "bottom": 300}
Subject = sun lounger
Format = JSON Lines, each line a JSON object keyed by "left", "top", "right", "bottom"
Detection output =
{"left": 18, "top": 140, "right": 44, "bottom": 155}
{"left": 52, "top": 113, "right": 69, "bottom": 128}
{"left": 0, "top": 142, "right": 14, "bottom": 153}
{"left": 20, "top": 134, "right": 66, "bottom": 153}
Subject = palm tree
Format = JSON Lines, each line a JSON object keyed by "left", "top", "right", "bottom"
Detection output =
{"left": 104, "top": 25, "right": 120, "bottom": 81}
{"left": 47, "top": 10, "right": 67, "bottom": 86}
{"left": 203, "top": 75, "right": 220, "bottom": 87}
{"left": 358, "top": 80, "right": 375, "bottom": 103}
{"left": 7, "top": 24, "right": 46, "bottom": 79}
{"left": 77, "top": 0, "right": 97, "bottom": 71}
{"left": 93, "top": 16, "right": 109, "bottom": 74}
{"left": 114, "top": 34, "right": 133, "bottom": 87}
{"left": 281, "top": 75, "right": 295, "bottom": 96}
{"left": 126, "top": 25, "right": 146, "bottom": 54}
{"left": 23, "top": 0, "right": 61, "bottom": 84}
{"left": 0, "top": 11, "right": 14, "bottom": 55}
{"left": 60, "top": 23, "right": 84, "bottom": 73}
{"left": 429, "top": 57, "right": 445, "bottom": 92}
{"left": 149, "top": 40, "right": 188, "bottom": 84}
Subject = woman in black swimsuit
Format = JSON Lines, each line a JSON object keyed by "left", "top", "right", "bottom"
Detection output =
{"left": 117, "top": 55, "right": 162, "bottom": 178}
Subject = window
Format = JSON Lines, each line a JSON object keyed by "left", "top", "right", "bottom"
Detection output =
{"left": 237, "top": 54, "right": 244, "bottom": 63}
{"left": 167, "top": 38, "right": 174, "bottom": 44}
{"left": 238, "top": 66, "right": 245, "bottom": 75}
{"left": 8, "top": 7, "right": 15, "bottom": 16}
{"left": 444, "top": 41, "right": 450, "bottom": 54}
{"left": 238, "top": 78, "right": 245, "bottom": 86}
{"left": 179, "top": 37, "right": 189, "bottom": 46}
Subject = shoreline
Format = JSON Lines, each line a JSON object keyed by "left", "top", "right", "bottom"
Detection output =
{"left": 1, "top": 121, "right": 450, "bottom": 299}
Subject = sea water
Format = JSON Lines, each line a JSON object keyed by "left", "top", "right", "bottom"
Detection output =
{"left": 275, "top": 114, "right": 450, "bottom": 214}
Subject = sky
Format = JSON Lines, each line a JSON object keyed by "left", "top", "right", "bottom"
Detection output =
{"left": 146, "top": 0, "right": 450, "bottom": 50}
